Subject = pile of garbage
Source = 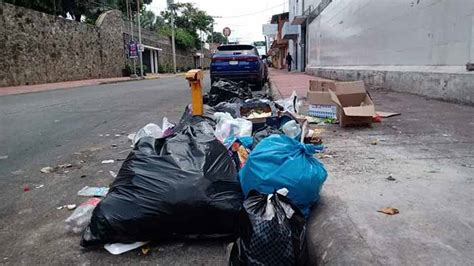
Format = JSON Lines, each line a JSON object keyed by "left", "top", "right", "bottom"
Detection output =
{"left": 71, "top": 79, "right": 328, "bottom": 263}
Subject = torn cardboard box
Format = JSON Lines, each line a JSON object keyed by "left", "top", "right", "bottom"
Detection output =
{"left": 307, "top": 80, "right": 337, "bottom": 119}
{"left": 329, "top": 81, "right": 375, "bottom": 127}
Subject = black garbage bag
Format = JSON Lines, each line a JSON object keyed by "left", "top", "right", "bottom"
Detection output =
{"left": 229, "top": 190, "right": 308, "bottom": 266}
{"left": 214, "top": 102, "right": 241, "bottom": 118}
{"left": 81, "top": 116, "right": 243, "bottom": 247}
{"left": 205, "top": 79, "right": 253, "bottom": 106}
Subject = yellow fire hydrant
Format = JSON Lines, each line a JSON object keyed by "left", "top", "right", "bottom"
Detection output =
{"left": 185, "top": 69, "right": 204, "bottom": 116}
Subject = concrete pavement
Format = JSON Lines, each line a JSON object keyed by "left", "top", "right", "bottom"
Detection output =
{"left": 270, "top": 68, "right": 474, "bottom": 265}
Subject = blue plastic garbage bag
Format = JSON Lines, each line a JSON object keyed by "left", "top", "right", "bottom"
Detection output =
{"left": 239, "top": 134, "right": 327, "bottom": 217}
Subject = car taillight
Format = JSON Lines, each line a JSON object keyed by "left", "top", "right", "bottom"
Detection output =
{"left": 242, "top": 56, "right": 258, "bottom": 62}
{"left": 212, "top": 57, "right": 227, "bottom": 62}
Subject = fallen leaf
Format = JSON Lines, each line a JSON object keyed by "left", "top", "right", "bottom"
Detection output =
{"left": 378, "top": 207, "right": 399, "bottom": 215}
{"left": 141, "top": 247, "right": 150, "bottom": 256}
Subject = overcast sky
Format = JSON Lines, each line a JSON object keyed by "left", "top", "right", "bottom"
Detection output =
{"left": 147, "top": 0, "right": 288, "bottom": 44}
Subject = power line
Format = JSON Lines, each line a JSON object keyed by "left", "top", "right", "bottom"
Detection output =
{"left": 217, "top": 2, "right": 285, "bottom": 19}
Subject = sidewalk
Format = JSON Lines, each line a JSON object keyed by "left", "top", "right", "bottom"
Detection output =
{"left": 269, "top": 69, "right": 474, "bottom": 265}
{"left": 269, "top": 68, "right": 326, "bottom": 98}
{"left": 0, "top": 72, "right": 187, "bottom": 97}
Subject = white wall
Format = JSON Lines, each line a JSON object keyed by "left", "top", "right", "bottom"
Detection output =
{"left": 307, "top": 0, "right": 474, "bottom": 67}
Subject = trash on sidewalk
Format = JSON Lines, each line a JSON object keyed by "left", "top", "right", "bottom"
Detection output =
{"left": 65, "top": 198, "right": 101, "bottom": 233}
{"left": 109, "top": 171, "right": 117, "bottom": 178}
{"left": 204, "top": 79, "right": 253, "bottom": 106}
{"left": 229, "top": 190, "right": 308, "bottom": 266}
{"left": 307, "top": 80, "right": 337, "bottom": 119}
{"left": 77, "top": 186, "right": 109, "bottom": 197}
{"left": 67, "top": 204, "right": 77, "bottom": 210}
{"left": 275, "top": 91, "right": 301, "bottom": 114}
{"left": 376, "top": 111, "right": 401, "bottom": 118}
{"left": 386, "top": 174, "right": 396, "bottom": 181}
{"left": 81, "top": 116, "right": 242, "bottom": 247}
{"left": 35, "top": 184, "right": 44, "bottom": 189}
{"left": 240, "top": 134, "right": 327, "bottom": 217}
{"left": 132, "top": 118, "right": 175, "bottom": 146}
{"left": 304, "top": 128, "right": 324, "bottom": 145}
{"left": 370, "top": 140, "right": 378, "bottom": 145}
{"left": 104, "top": 242, "right": 149, "bottom": 255}
{"left": 329, "top": 81, "right": 376, "bottom": 127}
{"left": 0, "top": 155, "right": 8, "bottom": 160}
{"left": 101, "top": 160, "right": 114, "bottom": 164}
{"left": 378, "top": 207, "right": 399, "bottom": 215}
{"left": 214, "top": 114, "right": 252, "bottom": 144}
{"left": 281, "top": 120, "right": 302, "bottom": 139}
{"left": 23, "top": 184, "right": 30, "bottom": 192}
{"left": 40, "top": 166, "right": 54, "bottom": 173}
{"left": 252, "top": 125, "right": 284, "bottom": 147}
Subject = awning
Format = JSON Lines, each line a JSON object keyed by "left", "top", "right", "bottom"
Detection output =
{"left": 143, "top": 45, "right": 162, "bottom": 51}
{"left": 291, "top": 15, "right": 307, "bottom": 25}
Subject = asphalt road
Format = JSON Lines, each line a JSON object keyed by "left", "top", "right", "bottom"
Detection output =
{"left": 0, "top": 75, "right": 235, "bottom": 265}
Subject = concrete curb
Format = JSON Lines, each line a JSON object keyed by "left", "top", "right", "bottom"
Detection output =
{"left": 268, "top": 78, "right": 282, "bottom": 101}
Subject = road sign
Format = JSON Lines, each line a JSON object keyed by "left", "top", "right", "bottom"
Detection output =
{"left": 222, "top": 27, "right": 231, "bottom": 37}
{"left": 129, "top": 42, "right": 138, "bottom": 59}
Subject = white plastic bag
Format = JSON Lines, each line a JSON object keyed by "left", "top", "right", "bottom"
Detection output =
{"left": 215, "top": 117, "right": 252, "bottom": 143}
{"left": 275, "top": 91, "right": 302, "bottom": 114}
{"left": 132, "top": 118, "right": 175, "bottom": 146}
{"left": 65, "top": 198, "right": 101, "bottom": 233}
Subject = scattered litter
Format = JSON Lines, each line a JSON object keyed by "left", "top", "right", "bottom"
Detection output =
{"left": 40, "top": 166, "right": 54, "bottom": 173}
{"left": 73, "top": 152, "right": 82, "bottom": 155}
{"left": 80, "top": 175, "right": 87, "bottom": 178}
{"left": 67, "top": 204, "right": 77, "bottom": 210}
{"left": 376, "top": 111, "right": 401, "bottom": 118}
{"left": 127, "top": 133, "right": 136, "bottom": 141}
{"left": 56, "top": 206, "right": 64, "bottom": 210}
{"left": 104, "top": 242, "right": 149, "bottom": 255}
{"left": 461, "top": 164, "right": 474, "bottom": 168}
{"left": 370, "top": 140, "right": 378, "bottom": 145}
{"left": 105, "top": 134, "right": 110, "bottom": 137}
{"left": 378, "top": 207, "right": 399, "bottom": 215}
{"left": 111, "top": 144, "right": 117, "bottom": 147}
{"left": 99, "top": 134, "right": 104, "bottom": 137}
{"left": 0, "top": 155, "right": 8, "bottom": 160}
{"left": 229, "top": 190, "right": 308, "bottom": 265}
{"left": 109, "top": 171, "right": 117, "bottom": 178}
{"left": 141, "top": 247, "right": 150, "bottom": 256}
{"left": 35, "top": 184, "right": 44, "bottom": 189}
{"left": 64, "top": 170, "right": 70, "bottom": 174}
{"left": 11, "top": 170, "right": 25, "bottom": 175}
{"left": 275, "top": 91, "right": 301, "bottom": 114}
{"left": 77, "top": 186, "right": 109, "bottom": 197}
{"left": 115, "top": 134, "right": 121, "bottom": 137}
{"left": 281, "top": 120, "right": 302, "bottom": 139}
{"left": 23, "top": 184, "right": 30, "bottom": 192}
{"left": 101, "top": 160, "right": 114, "bottom": 164}
{"left": 214, "top": 115, "right": 252, "bottom": 144}
{"left": 65, "top": 198, "right": 101, "bottom": 233}
{"left": 386, "top": 174, "right": 396, "bottom": 181}
{"left": 318, "top": 154, "right": 333, "bottom": 159}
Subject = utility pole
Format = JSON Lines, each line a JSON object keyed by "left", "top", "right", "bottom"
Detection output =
{"left": 126, "top": 0, "right": 137, "bottom": 77}
{"left": 168, "top": 0, "right": 177, "bottom": 73}
{"left": 200, "top": 30, "right": 204, "bottom": 68}
{"left": 137, "top": 0, "right": 144, "bottom": 78}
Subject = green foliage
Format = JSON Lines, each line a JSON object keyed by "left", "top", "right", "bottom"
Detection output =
{"left": 207, "top": 32, "right": 226, "bottom": 44}
{"left": 5, "top": 0, "right": 153, "bottom": 23}
{"left": 160, "top": 2, "right": 214, "bottom": 49}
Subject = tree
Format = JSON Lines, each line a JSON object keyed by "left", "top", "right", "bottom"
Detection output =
{"left": 5, "top": 0, "right": 153, "bottom": 23}
{"left": 207, "top": 32, "right": 226, "bottom": 44}
{"left": 160, "top": 2, "right": 214, "bottom": 49}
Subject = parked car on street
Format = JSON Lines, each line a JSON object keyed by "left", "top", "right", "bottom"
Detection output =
{"left": 210, "top": 44, "right": 268, "bottom": 90}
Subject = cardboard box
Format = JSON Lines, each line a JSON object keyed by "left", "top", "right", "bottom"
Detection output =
{"left": 329, "top": 81, "right": 375, "bottom": 127}
{"left": 307, "top": 81, "right": 338, "bottom": 118}
{"left": 309, "top": 79, "right": 337, "bottom": 92}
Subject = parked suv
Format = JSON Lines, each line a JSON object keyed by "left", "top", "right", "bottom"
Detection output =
{"left": 210, "top": 44, "right": 268, "bottom": 90}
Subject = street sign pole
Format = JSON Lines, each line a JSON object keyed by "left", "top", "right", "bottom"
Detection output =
{"left": 137, "top": 0, "right": 144, "bottom": 78}
{"left": 168, "top": 0, "right": 177, "bottom": 74}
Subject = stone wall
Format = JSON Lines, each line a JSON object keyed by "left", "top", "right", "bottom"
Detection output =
{"left": 0, "top": 2, "right": 124, "bottom": 86}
